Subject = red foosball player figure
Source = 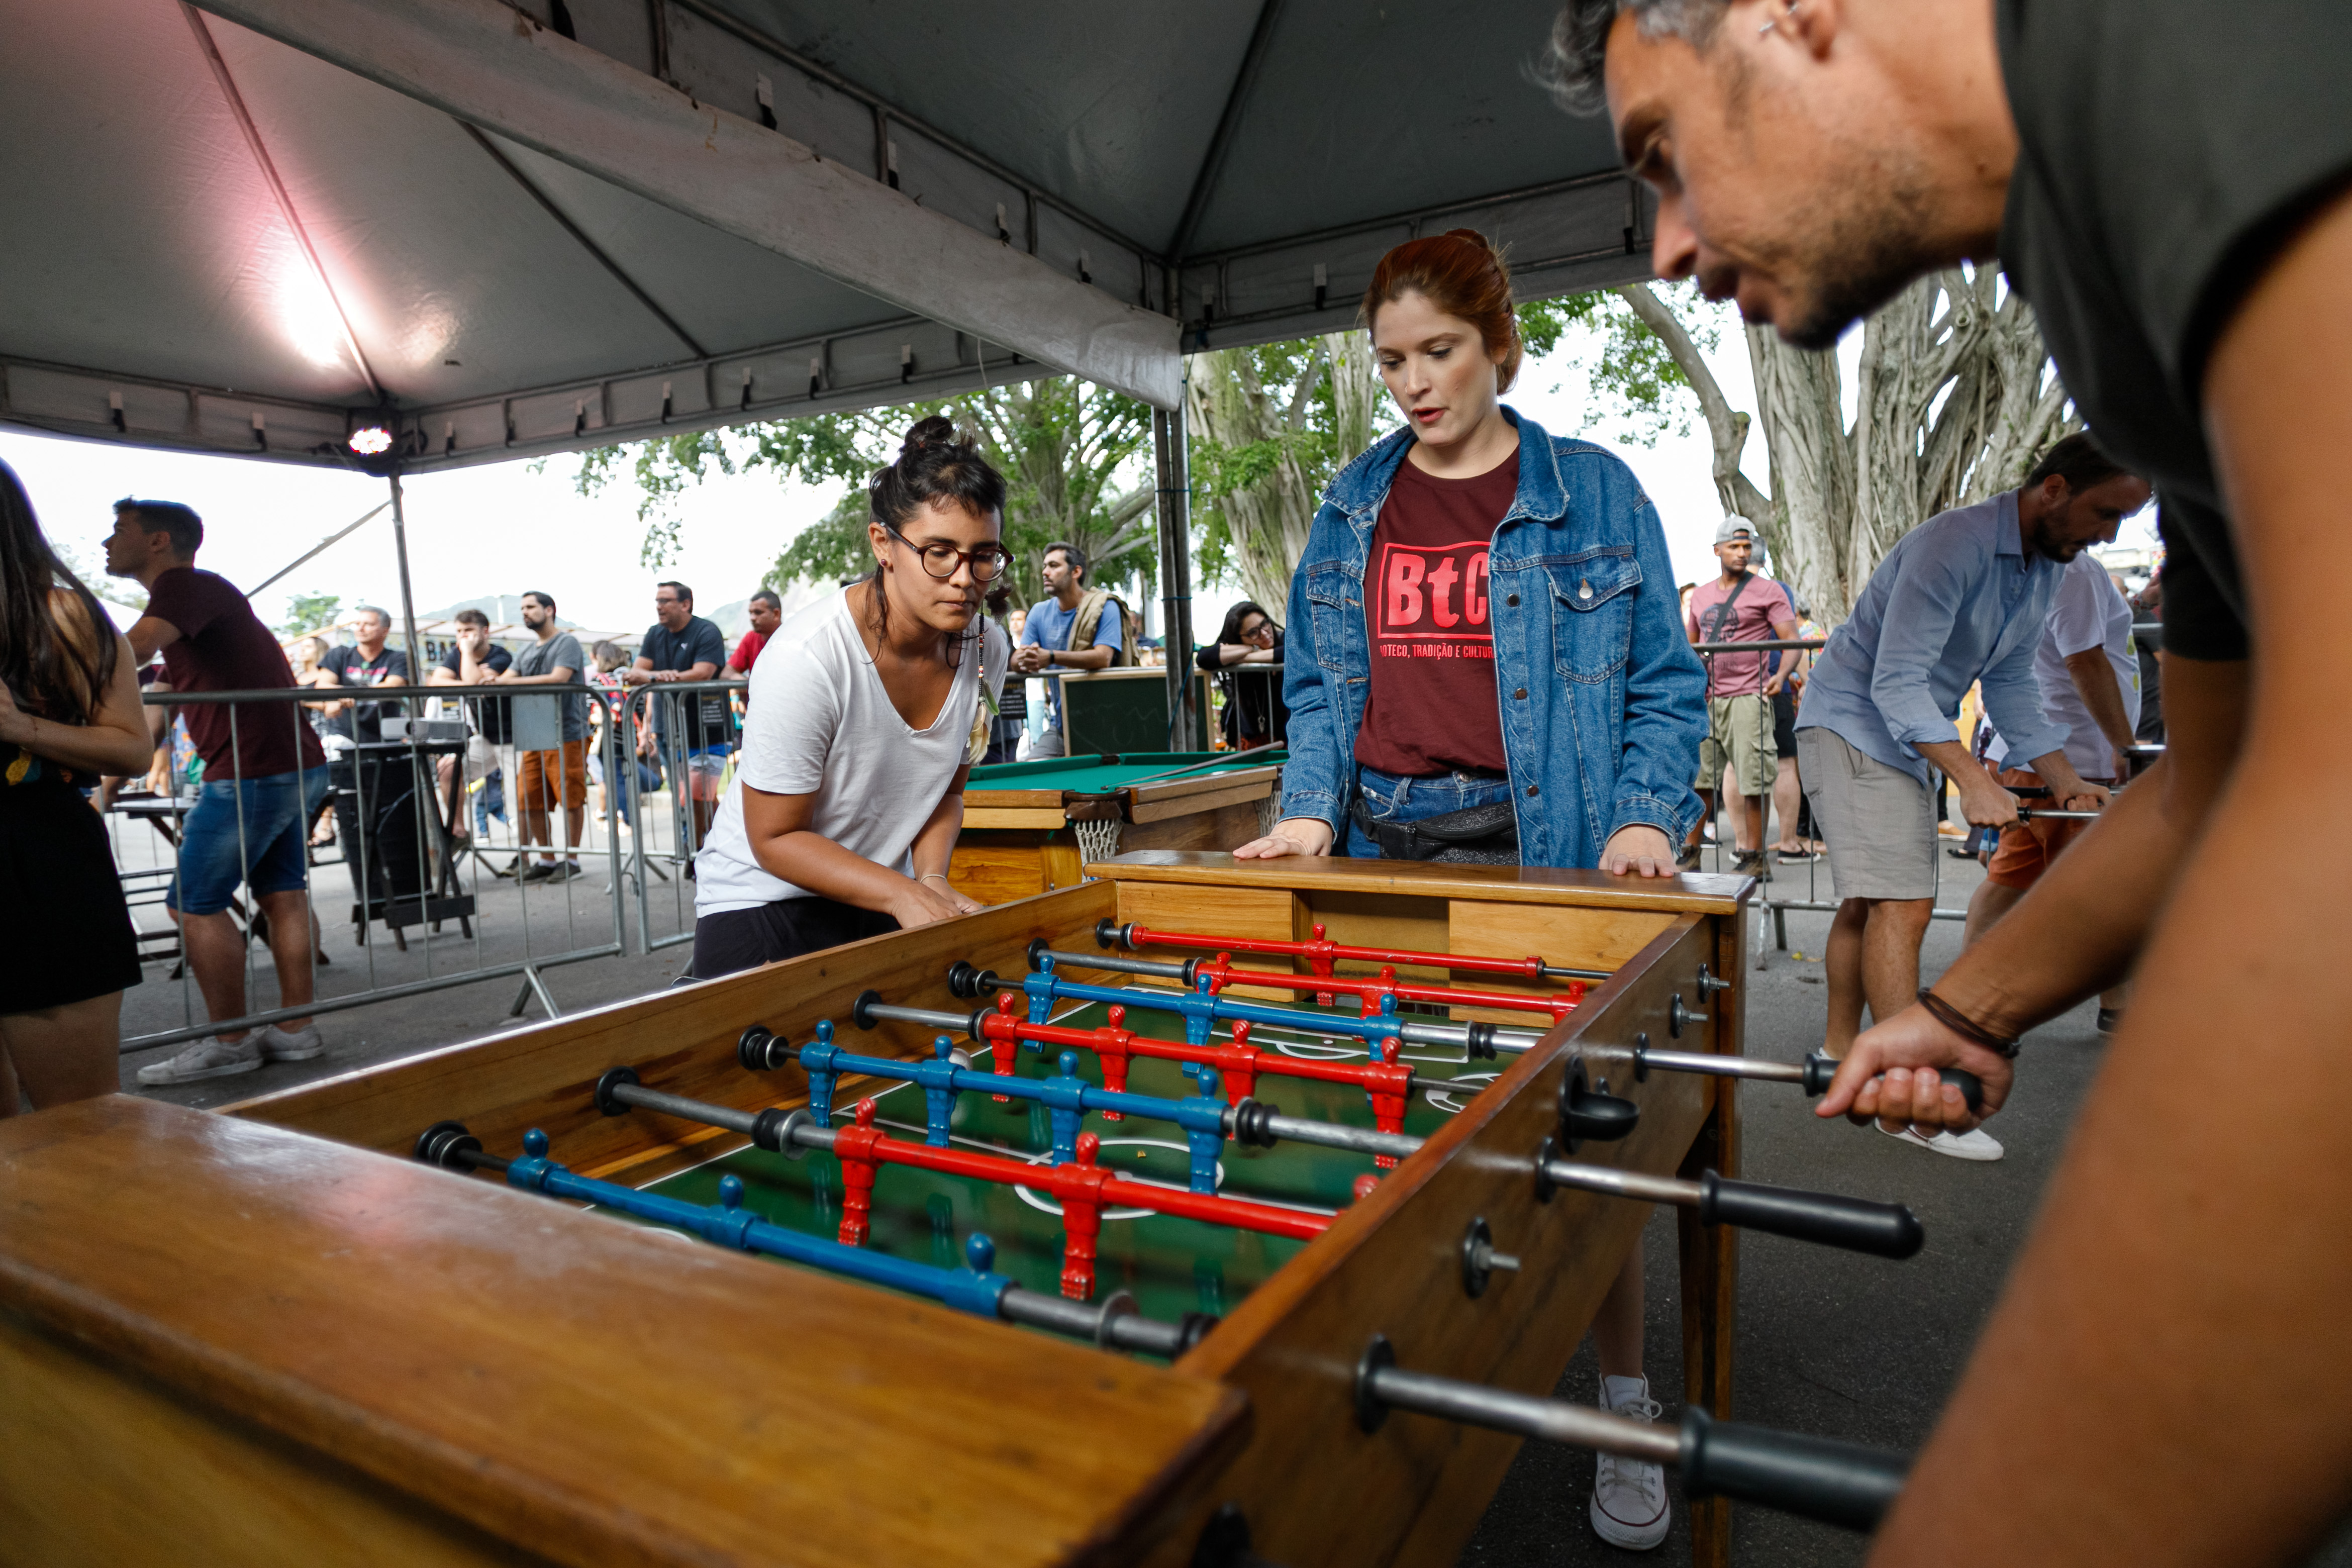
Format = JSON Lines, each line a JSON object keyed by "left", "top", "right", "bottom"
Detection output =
{"left": 831, "top": 1099, "right": 884, "bottom": 1247}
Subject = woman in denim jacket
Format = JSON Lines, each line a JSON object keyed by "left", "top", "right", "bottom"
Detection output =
{"left": 1234, "top": 231, "right": 1706, "bottom": 1552}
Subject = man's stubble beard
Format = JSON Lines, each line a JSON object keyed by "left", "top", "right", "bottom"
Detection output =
{"left": 1755, "top": 146, "right": 1945, "bottom": 352}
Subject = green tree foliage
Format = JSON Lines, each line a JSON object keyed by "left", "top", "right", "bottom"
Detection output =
{"left": 1187, "top": 300, "right": 1638, "bottom": 609}
{"left": 1187, "top": 333, "right": 1384, "bottom": 611}
{"left": 570, "top": 377, "right": 1158, "bottom": 605}
{"left": 1513, "top": 285, "right": 1719, "bottom": 445}
{"left": 278, "top": 591, "right": 342, "bottom": 636}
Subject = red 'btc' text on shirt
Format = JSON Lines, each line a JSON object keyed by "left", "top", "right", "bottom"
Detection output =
{"left": 1353, "top": 450, "right": 1516, "bottom": 777}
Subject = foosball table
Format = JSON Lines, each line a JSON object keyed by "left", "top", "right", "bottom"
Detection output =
{"left": 0, "top": 853, "right": 1927, "bottom": 1568}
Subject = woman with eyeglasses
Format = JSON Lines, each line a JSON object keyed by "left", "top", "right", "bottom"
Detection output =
{"left": 689, "top": 416, "right": 1008, "bottom": 977}
{"left": 1195, "top": 601, "right": 1288, "bottom": 750}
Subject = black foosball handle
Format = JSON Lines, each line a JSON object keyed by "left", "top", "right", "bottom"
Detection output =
{"left": 1681, "top": 1407, "right": 1908, "bottom": 1532}
{"left": 1696, "top": 1170, "right": 1923, "bottom": 1259}
{"left": 1802, "top": 1051, "right": 1986, "bottom": 1116}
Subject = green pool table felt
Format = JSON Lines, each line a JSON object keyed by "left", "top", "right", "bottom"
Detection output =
{"left": 964, "top": 749, "right": 1284, "bottom": 798}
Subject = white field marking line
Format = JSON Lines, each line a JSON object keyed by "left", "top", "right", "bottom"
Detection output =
{"left": 1013, "top": 1137, "right": 1203, "bottom": 1221}
{"left": 862, "top": 1114, "right": 1339, "bottom": 1218}
{"left": 1423, "top": 1071, "right": 1501, "bottom": 1115}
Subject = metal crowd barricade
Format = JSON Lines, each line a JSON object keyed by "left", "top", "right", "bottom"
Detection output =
{"left": 1689, "top": 635, "right": 1825, "bottom": 968}
{"left": 112, "top": 683, "right": 626, "bottom": 1053}
{"left": 620, "top": 677, "right": 747, "bottom": 955}
{"left": 1209, "top": 658, "right": 1285, "bottom": 752}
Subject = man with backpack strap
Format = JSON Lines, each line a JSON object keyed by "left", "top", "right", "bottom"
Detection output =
{"left": 1011, "top": 540, "right": 1129, "bottom": 758}
{"left": 1682, "top": 517, "right": 1801, "bottom": 872}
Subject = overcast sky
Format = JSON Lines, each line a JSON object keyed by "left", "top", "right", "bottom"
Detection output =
{"left": 10, "top": 313, "right": 2152, "bottom": 644}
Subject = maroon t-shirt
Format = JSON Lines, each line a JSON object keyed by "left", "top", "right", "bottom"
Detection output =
{"left": 1353, "top": 450, "right": 1515, "bottom": 776}
{"left": 146, "top": 566, "right": 325, "bottom": 780}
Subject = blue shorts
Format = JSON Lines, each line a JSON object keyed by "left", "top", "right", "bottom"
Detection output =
{"left": 168, "top": 768, "right": 331, "bottom": 916}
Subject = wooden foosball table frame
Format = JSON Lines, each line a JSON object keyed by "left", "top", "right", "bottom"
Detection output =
{"left": 0, "top": 853, "right": 1751, "bottom": 1568}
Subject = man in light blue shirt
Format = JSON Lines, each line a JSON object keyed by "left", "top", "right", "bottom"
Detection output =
{"left": 1795, "top": 434, "right": 2149, "bottom": 1158}
{"left": 1010, "top": 541, "right": 1124, "bottom": 757}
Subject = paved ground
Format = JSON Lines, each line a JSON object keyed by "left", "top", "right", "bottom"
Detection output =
{"left": 112, "top": 815, "right": 697, "bottom": 1108}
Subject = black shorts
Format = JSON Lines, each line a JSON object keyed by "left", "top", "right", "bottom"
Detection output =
{"left": 1773, "top": 688, "right": 1799, "bottom": 758}
{"left": 2, "top": 775, "right": 141, "bottom": 1012}
{"left": 689, "top": 895, "right": 899, "bottom": 982}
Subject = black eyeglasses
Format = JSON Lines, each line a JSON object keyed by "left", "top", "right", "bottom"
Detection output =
{"left": 888, "top": 526, "right": 1011, "bottom": 582}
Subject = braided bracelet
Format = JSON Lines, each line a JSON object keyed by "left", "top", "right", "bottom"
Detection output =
{"left": 1915, "top": 989, "right": 2021, "bottom": 1058}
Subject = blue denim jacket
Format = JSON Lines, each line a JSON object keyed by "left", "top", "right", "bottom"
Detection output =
{"left": 1278, "top": 410, "right": 1707, "bottom": 868}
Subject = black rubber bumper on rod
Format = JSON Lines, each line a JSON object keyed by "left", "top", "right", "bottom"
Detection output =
{"left": 1355, "top": 1336, "right": 1906, "bottom": 1532}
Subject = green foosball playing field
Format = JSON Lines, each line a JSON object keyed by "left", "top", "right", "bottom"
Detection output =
{"left": 640, "top": 992, "right": 1489, "bottom": 1336}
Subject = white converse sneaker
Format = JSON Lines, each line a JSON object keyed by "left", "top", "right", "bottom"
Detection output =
{"left": 135, "top": 1036, "right": 263, "bottom": 1086}
{"left": 1590, "top": 1374, "right": 1671, "bottom": 1551}
{"left": 255, "top": 1024, "right": 324, "bottom": 1062}
{"left": 1881, "top": 1123, "right": 2005, "bottom": 1161}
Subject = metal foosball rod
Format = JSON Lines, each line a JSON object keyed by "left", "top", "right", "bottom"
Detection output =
{"left": 1352, "top": 1335, "right": 1907, "bottom": 1532}
{"left": 1594, "top": 1036, "right": 1987, "bottom": 1117}
{"left": 950, "top": 954, "right": 1546, "bottom": 1059}
{"left": 1097, "top": 917, "right": 1613, "bottom": 985}
{"left": 857, "top": 991, "right": 1417, "bottom": 1158}
{"left": 742, "top": 1017, "right": 1927, "bottom": 1259}
{"left": 592, "top": 1067, "right": 1328, "bottom": 1301}
{"left": 738, "top": 1021, "right": 1240, "bottom": 1191}
{"left": 962, "top": 954, "right": 1987, "bottom": 1117}
{"left": 409, "top": 1121, "right": 1211, "bottom": 1355}
{"left": 1029, "top": 939, "right": 1591, "bottom": 1024}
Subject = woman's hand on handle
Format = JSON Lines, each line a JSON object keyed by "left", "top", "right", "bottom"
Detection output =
{"left": 1600, "top": 825, "right": 1678, "bottom": 877}
{"left": 1232, "top": 817, "right": 1335, "bottom": 860}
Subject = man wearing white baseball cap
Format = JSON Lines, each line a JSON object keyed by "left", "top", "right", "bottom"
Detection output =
{"left": 1682, "top": 515, "right": 1801, "bottom": 873}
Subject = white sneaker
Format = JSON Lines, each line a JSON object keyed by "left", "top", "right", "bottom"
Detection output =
{"left": 135, "top": 1036, "right": 263, "bottom": 1086}
{"left": 1881, "top": 1123, "right": 2004, "bottom": 1161}
{"left": 1590, "top": 1374, "right": 1671, "bottom": 1551}
{"left": 256, "top": 1024, "right": 324, "bottom": 1062}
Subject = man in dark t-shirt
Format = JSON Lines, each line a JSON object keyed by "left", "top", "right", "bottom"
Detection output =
{"left": 425, "top": 607, "right": 513, "bottom": 841}
{"left": 109, "top": 498, "right": 328, "bottom": 1088}
{"left": 623, "top": 579, "right": 731, "bottom": 847}
{"left": 313, "top": 606, "right": 411, "bottom": 744}
{"left": 1556, "top": 0, "right": 2350, "bottom": 1556}
{"left": 309, "top": 605, "right": 413, "bottom": 907}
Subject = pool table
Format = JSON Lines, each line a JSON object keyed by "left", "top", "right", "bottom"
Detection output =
{"left": 949, "top": 749, "right": 1285, "bottom": 905}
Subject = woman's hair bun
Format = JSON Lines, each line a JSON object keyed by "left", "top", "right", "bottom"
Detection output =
{"left": 901, "top": 414, "right": 958, "bottom": 457}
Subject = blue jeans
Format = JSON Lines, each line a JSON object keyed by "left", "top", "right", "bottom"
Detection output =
{"left": 1345, "top": 765, "right": 1516, "bottom": 860}
{"left": 168, "top": 768, "right": 331, "bottom": 915}
{"left": 473, "top": 765, "right": 506, "bottom": 834}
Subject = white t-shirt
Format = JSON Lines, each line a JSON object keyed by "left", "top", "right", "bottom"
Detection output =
{"left": 1986, "top": 551, "right": 2140, "bottom": 778}
{"left": 694, "top": 591, "right": 979, "bottom": 914}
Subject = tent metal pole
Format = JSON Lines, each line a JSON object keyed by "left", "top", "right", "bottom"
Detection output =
{"left": 387, "top": 474, "right": 425, "bottom": 688}
{"left": 1153, "top": 391, "right": 1198, "bottom": 750}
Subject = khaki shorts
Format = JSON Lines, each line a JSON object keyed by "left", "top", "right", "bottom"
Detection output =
{"left": 1796, "top": 727, "right": 1936, "bottom": 901}
{"left": 1698, "top": 693, "right": 1776, "bottom": 797}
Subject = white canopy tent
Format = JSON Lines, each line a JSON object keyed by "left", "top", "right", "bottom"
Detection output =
{"left": 1, "top": 0, "right": 1653, "bottom": 739}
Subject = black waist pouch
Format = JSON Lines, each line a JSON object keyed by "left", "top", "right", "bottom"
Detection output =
{"left": 1347, "top": 794, "right": 1520, "bottom": 865}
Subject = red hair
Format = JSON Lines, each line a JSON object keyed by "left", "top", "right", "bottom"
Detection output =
{"left": 1360, "top": 228, "right": 1523, "bottom": 394}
